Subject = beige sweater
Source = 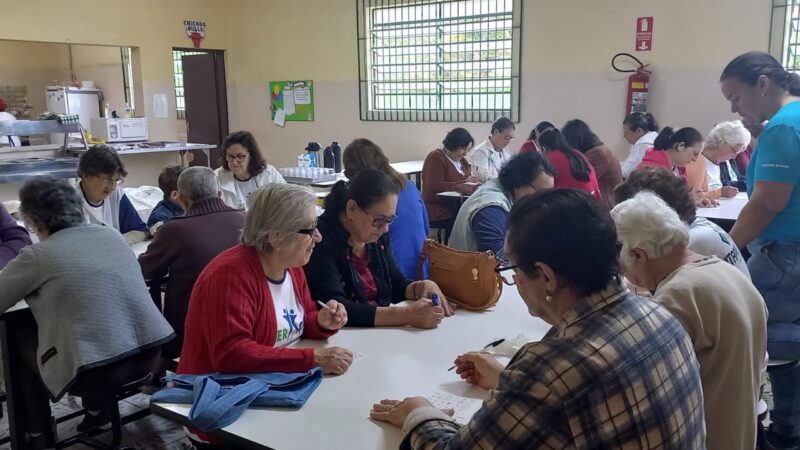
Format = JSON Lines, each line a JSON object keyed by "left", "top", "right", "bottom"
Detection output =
{"left": 655, "top": 256, "right": 767, "bottom": 450}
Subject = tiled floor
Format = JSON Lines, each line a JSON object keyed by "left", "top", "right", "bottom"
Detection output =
{"left": 0, "top": 393, "right": 193, "bottom": 449}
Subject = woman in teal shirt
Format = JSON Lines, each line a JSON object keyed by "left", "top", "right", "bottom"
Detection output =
{"left": 721, "top": 51, "right": 800, "bottom": 448}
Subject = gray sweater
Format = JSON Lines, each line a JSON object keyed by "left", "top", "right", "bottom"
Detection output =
{"left": 0, "top": 225, "right": 174, "bottom": 400}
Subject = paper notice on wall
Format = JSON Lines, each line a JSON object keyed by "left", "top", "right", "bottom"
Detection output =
{"left": 294, "top": 87, "right": 311, "bottom": 104}
{"left": 283, "top": 89, "right": 296, "bottom": 115}
{"left": 153, "top": 94, "right": 169, "bottom": 118}
{"left": 274, "top": 109, "right": 286, "bottom": 127}
{"left": 426, "top": 391, "right": 483, "bottom": 425}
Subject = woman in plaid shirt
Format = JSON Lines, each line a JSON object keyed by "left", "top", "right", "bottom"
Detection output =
{"left": 370, "top": 189, "right": 706, "bottom": 449}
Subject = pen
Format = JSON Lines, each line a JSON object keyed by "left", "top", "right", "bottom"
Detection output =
{"left": 447, "top": 338, "right": 506, "bottom": 371}
{"left": 431, "top": 294, "right": 440, "bottom": 306}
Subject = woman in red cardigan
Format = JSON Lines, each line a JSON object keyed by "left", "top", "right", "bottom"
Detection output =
{"left": 178, "top": 183, "right": 353, "bottom": 377}
{"left": 638, "top": 126, "right": 704, "bottom": 178}
{"left": 538, "top": 128, "right": 603, "bottom": 202}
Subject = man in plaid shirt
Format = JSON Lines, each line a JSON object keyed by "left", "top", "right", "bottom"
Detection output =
{"left": 371, "top": 189, "right": 706, "bottom": 449}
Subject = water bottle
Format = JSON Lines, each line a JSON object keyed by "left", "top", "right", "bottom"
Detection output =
{"left": 331, "top": 141, "right": 342, "bottom": 173}
{"left": 305, "top": 142, "right": 321, "bottom": 169}
{"left": 323, "top": 145, "right": 334, "bottom": 169}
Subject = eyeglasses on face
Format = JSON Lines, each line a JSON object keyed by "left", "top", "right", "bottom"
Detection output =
{"left": 92, "top": 175, "right": 124, "bottom": 187}
{"left": 225, "top": 153, "right": 248, "bottom": 163}
{"left": 495, "top": 259, "right": 518, "bottom": 286}
{"left": 296, "top": 219, "right": 318, "bottom": 236}
{"left": 359, "top": 206, "right": 397, "bottom": 227}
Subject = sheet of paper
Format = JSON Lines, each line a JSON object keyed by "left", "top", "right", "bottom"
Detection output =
{"left": 283, "top": 89, "right": 296, "bottom": 115}
{"left": 294, "top": 87, "right": 311, "bottom": 104}
{"left": 427, "top": 391, "right": 483, "bottom": 425}
{"left": 274, "top": 109, "right": 286, "bottom": 127}
{"left": 153, "top": 94, "right": 169, "bottom": 119}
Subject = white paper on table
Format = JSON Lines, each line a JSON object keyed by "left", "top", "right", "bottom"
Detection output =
{"left": 294, "top": 87, "right": 311, "bottom": 104}
{"left": 153, "top": 94, "right": 169, "bottom": 119}
{"left": 427, "top": 391, "right": 483, "bottom": 425}
{"left": 283, "top": 89, "right": 296, "bottom": 115}
{"left": 274, "top": 109, "right": 286, "bottom": 127}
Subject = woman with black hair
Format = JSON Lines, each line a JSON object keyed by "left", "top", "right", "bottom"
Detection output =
{"left": 621, "top": 112, "right": 660, "bottom": 177}
{"left": 720, "top": 51, "right": 800, "bottom": 448}
{"left": 562, "top": 119, "right": 622, "bottom": 209}
{"left": 519, "top": 121, "right": 555, "bottom": 154}
{"left": 538, "top": 128, "right": 602, "bottom": 202}
{"left": 214, "top": 130, "right": 285, "bottom": 210}
{"left": 304, "top": 169, "right": 452, "bottom": 328}
{"left": 638, "top": 126, "right": 704, "bottom": 178}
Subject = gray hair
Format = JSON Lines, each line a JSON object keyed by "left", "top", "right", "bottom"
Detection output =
{"left": 242, "top": 183, "right": 316, "bottom": 253}
{"left": 19, "top": 177, "right": 84, "bottom": 234}
{"left": 706, "top": 120, "right": 751, "bottom": 152}
{"left": 177, "top": 167, "right": 218, "bottom": 201}
{"left": 610, "top": 191, "right": 689, "bottom": 267}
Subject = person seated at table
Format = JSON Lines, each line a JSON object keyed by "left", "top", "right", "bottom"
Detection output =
{"left": 179, "top": 183, "right": 351, "bottom": 376}
{"left": 518, "top": 121, "right": 554, "bottom": 154}
{"left": 621, "top": 111, "right": 660, "bottom": 177}
{"left": 448, "top": 152, "right": 554, "bottom": 259}
{"left": 614, "top": 166, "right": 750, "bottom": 277}
{"left": 611, "top": 191, "right": 767, "bottom": 450}
{"left": 467, "top": 116, "right": 515, "bottom": 180}
{"left": 0, "top": 203, "right": 31, "bottom": 269}
{"left": 0, "top": 177, "right": 174, "bottom": 448}
{"left": 343, "top": 138, "right": 429, "bottom": 280}
{"left": 370, "top": 189, "right": 706, "bottom": 449}
{"left": 305, "top": 169, "right": 451, "bottom": 328}
{"left": 638, "top": 126, "right": 703, "bottom": 177}
{"left": 139, "top": 167, "right": 246, "bottom": 358}
{"left": 421, "top": 128, "right": 481, "bottom": 242}
{"left": 685, "top": 120, "right": 752, "bottom": 199}
{"left": 538, "top": 128, "right": 602, "bottom": 202}
{"left": 147, "top": 165, "right": 185, "bottom": 231}
{"left": 214, "top": 130, "right": 285, "bottom": 210}
{"left": 562, "top": 119, "right": 622, "bottom": 209}
{"left": 75, "top": 145, "right": 148, "bottom": 244}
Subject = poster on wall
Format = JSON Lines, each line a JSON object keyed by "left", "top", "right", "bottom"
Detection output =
{"left": 635, "top": 17, "right": 653, "bottom": 51}
{"left": 270, "top": 80, "right": 315, "bottom": 122}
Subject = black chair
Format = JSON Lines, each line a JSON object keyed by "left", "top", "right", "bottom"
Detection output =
{"left": 756, "top": 359, "right": 800, "bottom": 450}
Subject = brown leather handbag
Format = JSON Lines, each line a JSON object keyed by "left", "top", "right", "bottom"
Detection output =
{"left": 415, "top": 239, "right": 503, "bottom": 311}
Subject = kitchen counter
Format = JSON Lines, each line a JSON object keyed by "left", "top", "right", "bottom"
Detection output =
{"left": 69, "top": 141, "right": 216, "bottom": 167}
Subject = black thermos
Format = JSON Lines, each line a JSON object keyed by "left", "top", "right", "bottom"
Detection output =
{"left": 331, "top": 141, "right": 342, "bottom": 173}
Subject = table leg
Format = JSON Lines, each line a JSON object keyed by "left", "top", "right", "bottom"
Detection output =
{"left": 1, "top": 308, "right": 34, "bottom": 449}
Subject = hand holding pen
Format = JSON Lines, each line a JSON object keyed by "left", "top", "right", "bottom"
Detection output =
{"left": 450, "top": 349, "right": 505, "bottom": 391}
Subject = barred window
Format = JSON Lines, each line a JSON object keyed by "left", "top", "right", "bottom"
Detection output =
{"left": 357, "top": 0, "right": 522, "bottom": 122}
{"left": 172, "top": 49, "right": 205, "bottom": 119}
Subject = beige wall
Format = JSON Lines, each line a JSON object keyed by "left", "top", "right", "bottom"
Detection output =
{"left": 0, "top": 40, "right": 70, "bottom": 115}
{"left": 69, "top": 44, "right": 127, "bottom": 115}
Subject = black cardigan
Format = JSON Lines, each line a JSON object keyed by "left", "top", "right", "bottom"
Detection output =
{"left": 304, "top": 210, "right": 412, "bottom": 327}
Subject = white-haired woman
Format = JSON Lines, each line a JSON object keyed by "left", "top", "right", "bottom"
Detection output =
{"left": 611, "top": 191, "right": 767, "bottom": 450}
{"left": 686, "top": 120, "right": 752, "bottom": 199}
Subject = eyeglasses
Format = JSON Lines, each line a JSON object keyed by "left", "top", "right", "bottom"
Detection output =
{"left": 296, "top": 220, "right": 318, "bottom": 236}
{"left": 92, "top": 175, "right": 124, "bottom": 187}
{"left": 495, "top": 260, "right": 519, "bottom": 286}
{"left": 225, "top": 154, "right": 248, "bottom": 163}
{"left": 360, "top": 207, "right": 397, "bottom": 227}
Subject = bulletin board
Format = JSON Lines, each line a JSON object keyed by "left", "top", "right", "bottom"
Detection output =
{"left": 269, "top": 80, "right": 315, "bottom": 122}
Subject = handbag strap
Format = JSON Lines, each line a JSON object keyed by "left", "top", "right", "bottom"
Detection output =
{"left": 188, "top": 376, "right": 270, "bottom": 432}
{"left": 416, "top": 239, "right": 432, "bottom": 280}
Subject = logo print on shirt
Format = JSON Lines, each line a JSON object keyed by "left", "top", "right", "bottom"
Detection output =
{"left": 282, "top": 308, "right": 302, "bottom": 334}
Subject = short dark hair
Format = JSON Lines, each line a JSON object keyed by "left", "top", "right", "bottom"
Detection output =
{"left": 342, "top": 139, "right": 406, "bottom": 189}
{"left": 19, "top": 177, "right": 85, "bottom": 234}
{"left": 498, "top": 152, "right": 555, "bottom": 193}
{"left": 442, "top": 127, "right": 474, "bottom": 151}
{"left": 653, "top": 127, "right": 703, "bottom": 151}
{"left": 506, "top": 188, "right": 620, "bottom": 296}
{"left": 157, "top": 165, "right": 182, "bottom": 196}
{"left": 538, "top": 128, "right": 592, "bottom": 181}
{"left": 721, "top": 51, "right": 800, "bottom": 96}
{"left": 613, "top": 166, "right": 697, "bottom": 223}
{"left": 491, "top": 116, "right": 515, "bottom": 135}
{"left": 77, "top": 145, "right": 128, "bottom": 179}
{"left": 562, "top": 119, "right": 603, "bottom": 153}
{"left": 324, "top": 169, "right": 401, "bottom": 214}
{"left": 221, "top": 130, "right": 267, "bottom": 176}
{"left": 528, "top": 121, "right": 555, "bottom": 141}
{"left": 623, "top": 112, "right": 659, "bottom": 133}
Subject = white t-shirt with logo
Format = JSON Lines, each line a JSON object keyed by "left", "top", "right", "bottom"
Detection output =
{"left": 689, "top": 217, "right": 750, "bottom": 278}
{"left": 268, "top": 271, "right": 305, "bottom": 347}
{"left": 234, "top": 177, "right": 260, "bottom": 210}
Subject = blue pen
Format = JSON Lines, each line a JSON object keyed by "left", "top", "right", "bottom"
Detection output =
{"left": 431, "top": 294, "right": 440, "bottom": 306}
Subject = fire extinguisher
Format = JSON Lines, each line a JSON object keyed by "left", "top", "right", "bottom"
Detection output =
{"left": 612, "top": 53, "right": 651, "bottom": 117}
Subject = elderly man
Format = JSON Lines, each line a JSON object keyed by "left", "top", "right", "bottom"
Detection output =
{"left": 611, "top": 191, "right": 767, "bottom": 450}
{"left": 138, "top": 166, "right": 245, "bottom": 357}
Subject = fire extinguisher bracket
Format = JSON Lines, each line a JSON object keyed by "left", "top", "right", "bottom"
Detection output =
{"left": 612, "top": 53, "right": 652, "bottom": 116}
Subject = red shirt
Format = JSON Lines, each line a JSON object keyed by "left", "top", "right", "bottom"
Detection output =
{"left": 638, "top": 148, "right": 687, "bottom": 178}
{"left": 519, "top": 139, "right": 538, "bottom": 154}
{"left": 350, "top": 252, "right": 378, "bottom": 304}
{"left": 545, "top": 149, "right": 603, "bottom": 201}
{"left": 178, "top": 245, "right": 336, "bottom": 375}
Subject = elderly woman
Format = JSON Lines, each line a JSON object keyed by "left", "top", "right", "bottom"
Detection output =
{"left": 721, "top": 51, "right": 800, "bottom": 448}
{"left": 615, "top": 166, "right": 749, "bottom": 277}
{"left": 370, "top": 189, "right": 706, "bottom": 448}
{"left": 0, "top": 177, "right": 174, "bottom": 448}
{"left": 612, "top": 191, "right": 767, "bottom": 450}
{"left": 75, "top": 145, "right": 147, "bottom": 244}
{"left": 178, "top": 183, "right": 351, "bottom": 377}
{"left": 214, "top": 130, "right": 285, "bottom": 210}
{"left": 305, "top": 169, "right": 451, "bottom": 328}
{"left": 685, "top": 120, "right": 752, "bottom": 198}
{"left": 343, "top": 138, "right": 429, "bottom": 279}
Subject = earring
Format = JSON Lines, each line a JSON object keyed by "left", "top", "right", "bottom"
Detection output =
{"left": 545, "top": 290, "right": 553, "bottom": 303}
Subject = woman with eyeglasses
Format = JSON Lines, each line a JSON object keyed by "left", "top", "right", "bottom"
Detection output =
{"left": 370, "top": 189, "right": 706, "bottom": 449}
{"left": 305, "top": 169, "right": 451, "bottom": 328}
{"left": 214, "top": 130, "right": 285, "bottom": 210}
{"left": 75, "top": 145, "right": 147, "bottom": 244}
{"left": 449, "top": 152, "right": 555, "bottom": 259}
